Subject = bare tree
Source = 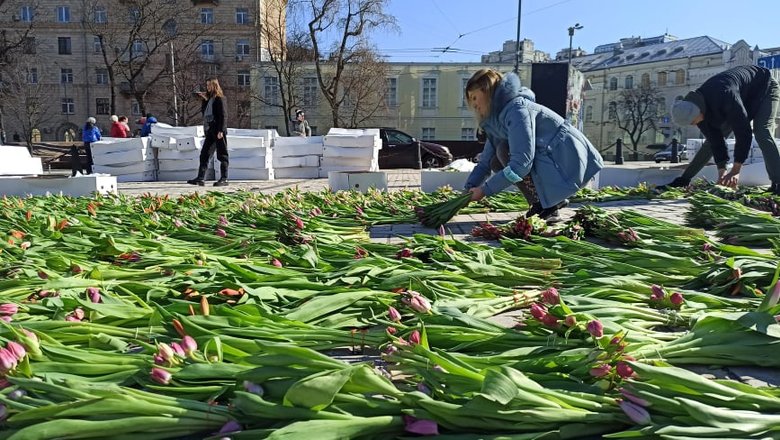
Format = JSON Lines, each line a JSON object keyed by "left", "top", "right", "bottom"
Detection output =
{"left": 304, "top": 0, "right": 396, "bottom": 127}
{"left": 83, "top": 0, "right": 205, "bottom": 117}
{"left": 0, "top": 1, "right": 39, "bottom": 141}
{"left": 0, "top": 58, "right": 56, "bottom": 151}
{"left": 339, "top": 47, "right": 389, "bottom": 128}
{"left": 615, "top": 85, "right": 661, "bottom": 159}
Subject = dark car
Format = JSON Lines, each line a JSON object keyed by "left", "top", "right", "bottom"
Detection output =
{"left": 654, "top": 145, "right": 688, "bottom": 163}
{"left": 378, "top": 128, "right": 453, "bottom": 169}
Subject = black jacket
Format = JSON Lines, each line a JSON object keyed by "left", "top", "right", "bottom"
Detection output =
{"left": 201, "top": 95, "right": 227, "bottom": 137}
{"left": 692, "top": 65, "right": 772, "bottom": 166}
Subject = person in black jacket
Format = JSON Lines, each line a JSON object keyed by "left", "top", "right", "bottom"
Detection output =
{"left": 188, "top": 77, "right": 229, "bottom": 187}
{"left": 662, "top": 65, "right": 780, "bottom": 195}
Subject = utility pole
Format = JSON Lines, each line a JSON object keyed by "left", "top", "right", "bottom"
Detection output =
{"left": 568, "top": 23, "right": 583, "bottom": 68}
{"left": 170, "top": 41, "right": 179, "bottom": 126}
{"left": 514, "top": 0, "right": 522, "bottom": 73}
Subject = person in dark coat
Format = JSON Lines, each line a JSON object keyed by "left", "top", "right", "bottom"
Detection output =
{"left": 663, "top": 65, "right": 780, "bottom": 194}
{"left": 187, "top": 77, "right": 229, "bottom": 187}
{"left": 463, "top": 68, "right": 603, "bottom": 222}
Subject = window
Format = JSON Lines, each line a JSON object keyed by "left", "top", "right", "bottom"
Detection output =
{"left": 96, "top": 98, "right": 110, "bottom": 115}
{"left": 200, "top": 8, "right": 213, "bottom": 24}
{"left": 60, "top": 68, "right": 73, "bottom": 84}
{"left": 131, "top": 101, "right": 140, "bottom": 115}
{"left": 235, "top": 8, "right": 249, "bottom": 24}
{"left": 263, "top": 76, "right": 278, "bottom": 105}
{"left": 58, "top": 37, "right": 71, "bottom": 55}
{"left": 421, "top": 128, "right": 436, "bottom": 140}
{"left": 625, "top": 75, "right": 634, "bottom": 90}
{"left": 96, "top": 68, "right": 108, "bottom": 84}
{"left": 585, "top": 105, "right": 593, "bottom": 122}
{"left": 608, "top": 101, "right": 617, "bottom": 120}
{"left": 200, "top": 40, "right": 214, "bottom": 59}
{"left": 20, "top": 6, "right": 33, "bottom": 22}
{"left": 93, "top": 6, "right": 107, "bottom": 23}
{"left": 27, "top": 68, "right": 38, "bottom": 84}
{"left": 461, "top": 128, "right": 475, "bottom": 140}
{"left": 385, "top": 77, "right": 397, "bottom": 107}
{"left": 657, "top": 72, "right": 667, "bottom": 87}
{"left": 132, "top": 40, "right": 144, "bottom": 55}
{"left": 641, "top": 73, "right": 650, "bottom": 88}
{"left": 422, "top": 78, "right": 437, "bottom": 108}
{"left": 609, "top": 77, "right": 618, "bottom": 91}
{"left": 237, "top": 70, "right": 250, "bottom": 87}
{"left": 61, "top": 98, "right": 75, "bottom": 114}
{"left": 128, "top": 7, "right": 140, "bottom": 24}
{"left": 93, "top": 36, "right": 102, "bottom": 53}
{"left": 385, "top": 130, "right": 412, "bottom": 144}
{"left": 303, "top": 77, "right": 318, "bottom": 106}
{"left": 461, "top": 77, "right": 469, "bottom": 107}
{"left": 657, "top": 97, "right": 666, "bottom": 116}
{"left": 22, "top": 37, "right": 35, "bottom": 54}
{"left": 236, "top": 39, "right": 250, "bottom": 58}
{"left": 675, "top": 69, "right": 685, "bottom": 85}
{"left": 57, "top": 6, "right": 70, "bottom": 22}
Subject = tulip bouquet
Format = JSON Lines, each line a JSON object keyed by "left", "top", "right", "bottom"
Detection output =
{"left": 415, "top": 192, "right": 473, "bottom": 228}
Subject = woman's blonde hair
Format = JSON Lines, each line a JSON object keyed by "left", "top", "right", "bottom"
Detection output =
{"left": 465, "top": 69, "right": 502, "bottom": 110}
{"left": 206, "top": 77, "right": 224, "bottom": 98}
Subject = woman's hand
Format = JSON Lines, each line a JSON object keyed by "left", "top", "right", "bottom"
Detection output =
{"left": 217, "top": 132, "right": 224, "bottom": 140}
{"left": 468, "top": 187, "right": 485, "bottom": 202}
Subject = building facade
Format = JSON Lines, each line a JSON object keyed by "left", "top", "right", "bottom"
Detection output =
{"left": 0, "top": 0, "right": 283, "bottom": 142}
{"left": 481, "top": 39, "right": 550, "bottom": 64}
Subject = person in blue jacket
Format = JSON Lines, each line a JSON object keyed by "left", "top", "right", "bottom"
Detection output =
{"left": 464, "top": 68, "right": 604, "bottom": 221}
{"left": 80, "top": 116, "right": 101, "bottom": 175}
{"left": 140, "top": 113, "right": 158, "bottom": 137}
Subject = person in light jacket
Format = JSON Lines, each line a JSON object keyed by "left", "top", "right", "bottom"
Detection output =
{"left": 80, "top": 117, "right": 101, "bottom": 175}
{"left": 187, "top": 77, "right": 229, "bottom": 187}
{"left": 464, "top": 68, "right": 604, "bottom": 221}
{"left": 290, "top": 109, "right": 311, "bottom": 137}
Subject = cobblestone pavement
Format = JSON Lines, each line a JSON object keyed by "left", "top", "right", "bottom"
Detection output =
{"left": 118, "top": 170, "right": 778, "bottom": 387}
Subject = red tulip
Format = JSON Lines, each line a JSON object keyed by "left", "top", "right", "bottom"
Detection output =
{"left": 616, "top": 362, "right": 635, "bottom": 378}
{"left": 669, "top": 292, "right": 684, "bottom": 306}
{"left": 587, "top": 320, "right": 604, "bottom": 338}
{"left": 541, "top": 287, "right": 560, "bottom": 305}
{"left": 589, "top": 364, "right": 611, "bottom": 377}
{"left": 564, "top": 315, "right": 577, "bottom": 327}
{"left": 408, "top": 330, "right": 421, "bottom": 345}
{"left": 529, "top": 303, "right": 547, "bottom": 320}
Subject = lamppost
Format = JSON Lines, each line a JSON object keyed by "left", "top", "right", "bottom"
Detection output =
{"left": 568, "top": 23, "right": 583, "bottom": 68}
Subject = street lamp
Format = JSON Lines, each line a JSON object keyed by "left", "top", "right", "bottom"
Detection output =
{"left": 568, "top": 23, "right": 583, "bottom": 68}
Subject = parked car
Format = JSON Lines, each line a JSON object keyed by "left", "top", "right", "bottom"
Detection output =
{"left": 654, "top": 145, "right": 688, "bottom": 163}
{"left": 378, "top": 128, "right": 453, "bottom": 169}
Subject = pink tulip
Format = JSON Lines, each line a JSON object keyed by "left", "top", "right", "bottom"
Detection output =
{"left": 403, "top": 415, "right": 439, "bottom": 436}
{"left": 20, "top": 242, "right": 30, "bottom": 250}
{"left": 218, "top": 420, "right": 241, "bottom": 434}
{"left": 181, "top": 336, "right": 197, "bottom": 355}
{"left": 150, "top": 367, "right": 172, "bottom": 385}
{"left": 219, "top": 215, "right": 229, "bottom": 226}
{"left": 22, "top": 329, "right": 38, "bottom": 345}
{"left": 587, "top": 320, "right": 604, "bottom": 338}
{"left": 650, "top": 284, "right": 665, "bottom": 301}
{"left": 86, "top": 287, "right": 101, "bottom": 303}
{"left": 388, "top": 306, "right": 402, "bottom": 322}
{"left": 65, "top": 316, "right": 80, "bottom": 322}
{"left": 529, "top": 303, "right": 547, "bottom": 320}
{"left": 768, "top": 281, "right": 780, "bottom": 308}
{"left": 73, "top": 308, "right": 85, "bottom": 320}
{"left": 0, "top": 303, "right": 18, "bottom": 316}
{"left": 173, "top": 218, "right": 183, "bottom": 228}
{"left": 5, "top": 342, "right": 26, "bottom": 361}
{"left": 616, "top": 362, "right": 635, "bottom": 378}
{"left": 669, "top": 292, "right": 684, "bottom": 306}
{"left": 402, "top": 291, "right": 431, "bottom": 314}
{"left": 589, "top": 364, "right": 611, "bottom": 377}
{"left": 438, "top": 225, "right": 446, "bottom": 237}
{"left": 564, "top": 315, "right": 577, "bottom": 327}
{"left": 620, "top": 388, "right": 650, "bottom": 407}
{"left": 541, "top": 287, "right": 560, "bottom": 305}
{"left": 271, "top": 258, "right": 283, "bottom": 267}
{"left": 243, "top": 380, "right": 264, "bottom": 396}
{"left": 540, "top": 314, "right": 559, "bottom": 328}
{"left": 408, "top": 330, "right": 421, "bottom": 345}
{"left": 157, "top": 343, "right": 176, "bottom": 363}
{"left": 215, "top": 228, "right": 227, "bottom": 238}
{"left": 153, "top": 354, "right": 165, "bottom": 365}
{"left": 0, "top": 348, "right": 18, "bottom": 371}
{"left": 294, "top": 216, "right": 305, "bottom": 230}
{"left": 386, "top": 326, "right": 397, "bottom": 335}
{"left": 170, "top": 342, "right": 186, "bottom": 357}
{"left": 619, "top": 399, "right": 652, "bottom": 425}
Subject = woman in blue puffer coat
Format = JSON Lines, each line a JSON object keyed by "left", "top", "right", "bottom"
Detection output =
{"left": 80, "top": 116, "right": 101, "bottom": 175}
{"left": 464, "top": 68, "right": 603, "bottom": 221}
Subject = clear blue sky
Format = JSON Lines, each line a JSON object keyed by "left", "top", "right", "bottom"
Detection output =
{"left": 373, "top": 0, "right": 779, "bottom": 62}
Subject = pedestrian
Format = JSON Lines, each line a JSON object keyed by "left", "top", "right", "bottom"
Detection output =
{"left": 81, "top": 116, "right": 101, "bottom": 175}
{"left": 463, "top": 68, "right": 604, "bottom": 222}
{"left": 187, "top": 77, "right": 229, "bottom": 187}
{"left": 660, "top": 65, "right": 780, "bottom": 195}
{"left": 119, "top": 116, "right": 131, "bottom": 137}
{"left": 140, "top": 113, "right": 157, "bottom": 137}
{"left": 290, "top": 109, "right": 311, "bottom": 137}
{"left": 109, "top": 115, "right": 129, "bottom": 138}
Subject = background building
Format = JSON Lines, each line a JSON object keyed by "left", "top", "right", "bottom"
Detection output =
{"left": 481, "top": 39, "right": 550, "bottom": 64}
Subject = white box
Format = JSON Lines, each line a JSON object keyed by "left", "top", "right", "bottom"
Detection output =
{"left": 321, "top": 157, "right": 376, "bottom": 168}
{"left": 157, "top": 169, "right": 215, "bottom": 181}
{"left": 92, "top": 148, "right": 150, "bottom": 166}
{"left": 93, "top": 160, "right": 156, "bottom": 175}
{"left": 92, "top": 137, "right": 147, "bottom": 153}
{"left": 228, "top": 136, "right": 266, "bottom": 149}
{"left": 115, "top": 170, "right": 157, "bottom": 182}
{"left": 320, "top": 164, "right": 378, "bottom": 176}
{"left": 150, "top": 134, "right": 177, "bottom": 149}
{"left": 228, "top": 168, "right": 274, "bottom": 180}
{"left": 274, "top": 155, "right": 320, "bottom": 168}
{"left": 158, "top": 149, "right": 201, "bottom": 160}
{"left": 274, "top": 143, "right": 323, "bottom": 157}
{"left": 322, "top": 145, "right": 380, "bottom": 159}
{"left": 228, "top": 128, "right": 277, "bottom": 139}
{"left": 177, "top": 137, "right": 204, "bottom": 151}
{"left": 158, "top": 158, "right": 201, "bottom": 171}
{"left": 327, "top": 128, "right": 380, "bottom": 137}
{"left": 273, "top": 135, "right": 324, "bottom": 146}
{"left": 152, "top": 125, "right": 204, "bottom": 138}
{"left": 0, "top": 175, "right": 117, "bottom": 196}
{"left": 231, "top": 155, "right": 272, "bottom": 169}
{"left": 323, "top": 135, "right": 381, "bottom": 148}
{"left": 228, "top": 147, "right": 270, "bottom": 158}
{"left": 275, "top": 167, "right": 320, "bottom": 179}
{"left": 0, "top": 146, "right": 43, "bottom": 175}
{"left": 328, "top": 171, "right": 387, "bottom": 192}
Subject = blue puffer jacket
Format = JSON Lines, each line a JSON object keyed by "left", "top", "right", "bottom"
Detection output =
{"left": 140, "top": 116, "right": 158, "bottom": 137}
{"left": 82, "top": 124, "right": 101, "bottom": 143}
{"left": 465, "top": 73, "right": 604, "bottom": 208}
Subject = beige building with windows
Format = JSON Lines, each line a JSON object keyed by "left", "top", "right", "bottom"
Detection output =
{"left": 571, "top": 35, "right": 766, "bottom": 157}
{"left": 0, "top": 0, "right": 282, "bottom": 142}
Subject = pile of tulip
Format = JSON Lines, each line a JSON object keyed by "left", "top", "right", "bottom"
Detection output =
{"left": 0, "top": 186, "right": 777, "bottom": 439}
